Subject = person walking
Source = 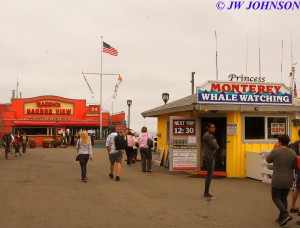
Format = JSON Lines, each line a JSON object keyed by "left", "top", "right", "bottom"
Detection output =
{"left": 289, "top": 129, "right": 300, "bottom": 214}
{"left": 14, "top": 131, "right": 22, "bottom": 157}
{"left": 76, "top": 130, "right": 93, "bottom": 182}
{"left": 138, "top": 126, "right": 153, "bottom": 172}
{"left": 202, "top": 123, "right": 219, "bottom": 200}
{"left": 106, "top": 127, "right": 126, "bottom": 181}
{"left": 125, "top": 131, "right": 135, "bottom": 166}
{"left": 1, "top": 130, "right": 12, "bottom": 159}
{"left": 266, "top": 134, "right": 297, "bottom": 226}
{"left": 132, "top": 134, "right": 139, "bottom": 163}
{"left": 21, "top": 131, "right": 28, "bottom": 154}
{"left": 10, "top": 131, "right": 14, "bottom": 154}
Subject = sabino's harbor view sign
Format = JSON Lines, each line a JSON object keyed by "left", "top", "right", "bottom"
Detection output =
{"left": 197, "top": 80, "right": 293, "bottom": 105}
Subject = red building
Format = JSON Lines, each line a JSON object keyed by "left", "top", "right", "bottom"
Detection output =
{"left": 0, "top": 95, "right": 125, "bottom": 146}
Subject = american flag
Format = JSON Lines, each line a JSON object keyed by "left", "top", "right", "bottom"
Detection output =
{"left": 294, "top": 82, "right": 297, "bottom": 97}
{"left": 103, "top": 42, "right": 118, "bottom": 56}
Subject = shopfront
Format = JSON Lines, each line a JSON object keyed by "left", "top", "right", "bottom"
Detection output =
{"left": 142, "top": 80, "right": 300, "bottom": 178}
{"left": 0, "top": 95, "right": 125, "bottom": 146}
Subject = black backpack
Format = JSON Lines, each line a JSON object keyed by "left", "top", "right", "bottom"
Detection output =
{"left": 114, "top": 134, "right": 126, "bottom": 150}
{"left": 288, "top": 140, "right": 300, "bottom": 155}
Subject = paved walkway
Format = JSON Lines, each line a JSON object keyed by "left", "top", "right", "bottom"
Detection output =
{"left": 0, "top": 147, "right": 299, "bottom": 227}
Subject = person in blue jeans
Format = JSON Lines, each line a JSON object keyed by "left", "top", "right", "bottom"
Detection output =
{"left": 76, "top": 130, "right": 93, "bottom": 182}
{"left": 202, "top": 123, "right": 219, "bottom": 200}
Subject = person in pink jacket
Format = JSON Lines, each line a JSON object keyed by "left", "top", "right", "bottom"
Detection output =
{"left": 138, "top": 126, "right": 153, "bottom": 172}
{"left": 125, "top": 131, "right": 135, "bottom": 166}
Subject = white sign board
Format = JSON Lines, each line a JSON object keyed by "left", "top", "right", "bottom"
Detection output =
{"left": 227, "top": 123, "right": 238, "bottom": 135}
{"left": 271, "top": 123, "right": 285, "bottom": 135}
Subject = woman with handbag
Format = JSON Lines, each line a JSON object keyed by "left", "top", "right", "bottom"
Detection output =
{"left": 76, "top": 130, "right": 93, "bottom": 182}
{"left": 138, "top": 126, "right": 153, "bottom": 172}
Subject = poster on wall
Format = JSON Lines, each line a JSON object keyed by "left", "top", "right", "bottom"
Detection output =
{"left": 271, "top": 123, "right": 285, "bottom": 135}
{"left": 169, "top": 116, "right": 198, "bottom": 171}
{"left": 227, "top": 123, "right": 238, "bottom": 135}
{"left": 172, "top": 148, "right": 197, "bottom": 170}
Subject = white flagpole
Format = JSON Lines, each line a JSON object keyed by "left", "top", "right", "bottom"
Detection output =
{"left": 100, "top": 36, "right": 103, "bottom": 138}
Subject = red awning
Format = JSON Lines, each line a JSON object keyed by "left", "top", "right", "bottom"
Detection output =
{"left": 13, "top": 120, "right": 108, "bottom": 127}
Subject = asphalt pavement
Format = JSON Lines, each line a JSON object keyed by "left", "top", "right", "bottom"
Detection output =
{"left": 0, "top": 147, "right": 299, "bottom": 228}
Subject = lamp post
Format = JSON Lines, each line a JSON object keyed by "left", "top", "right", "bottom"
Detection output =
{"left": 127, "top": 100, "right": 132, "bottom": 130}
{"left": 162, "top": 93, "right": 169, "bottom": 104}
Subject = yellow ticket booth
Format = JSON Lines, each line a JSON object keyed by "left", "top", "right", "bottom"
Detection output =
{"left": 142, "top": 80, "right": 300, "bottom": 178}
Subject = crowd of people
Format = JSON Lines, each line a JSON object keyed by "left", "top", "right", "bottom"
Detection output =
{"left": 1, "top": 130, "right": 28, "bottom": 159}
{"left": 74, "top": 126, "right": 153, "bottom": 183}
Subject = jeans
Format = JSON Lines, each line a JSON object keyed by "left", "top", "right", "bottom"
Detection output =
{"left": 140, "top": 148, "right": 152, "bottom": 171}
{"left": 4, "top": 145, "right": 10, "bottom": 158}
{"left": 132, "top": 149, "right": 138, "bottom": 161}
{"left": 22, "top": 143, "right": 27, "bottom": 153}
{"left": 78, "top": 154, "right": 89, "bottom": 180}
{"left": 204, "top": 159, "right": 215, "bottom": 194}
{"left": 125, "top": 146, "right": 133, "bottom": 165}
{"left": 271, "top": 187, "right": 290, "bottom": 220}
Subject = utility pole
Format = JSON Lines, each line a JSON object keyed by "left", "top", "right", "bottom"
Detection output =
{"left": 191, "top": 72, "right": 195, "bottom": 94}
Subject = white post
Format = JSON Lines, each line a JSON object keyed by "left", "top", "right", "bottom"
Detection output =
{"left": 100, "top": 36, "right": 103, "bottom": 139}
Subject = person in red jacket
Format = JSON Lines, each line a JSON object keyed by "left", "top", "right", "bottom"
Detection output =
{"left": 14, "top": 131, "right": 22, "bottom": 157}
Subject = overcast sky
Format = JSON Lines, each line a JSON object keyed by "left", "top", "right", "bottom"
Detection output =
{"left": 1, "top": 0, "right": 299, "bottom": 133}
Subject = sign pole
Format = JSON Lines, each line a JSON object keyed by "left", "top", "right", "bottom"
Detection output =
{"left": 100, "top": 36, "right": 103, "bottom": 139}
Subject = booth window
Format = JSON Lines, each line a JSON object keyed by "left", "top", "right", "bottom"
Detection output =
{"left": 14, "top": 127, "right": 54, "bottom": 136}
{"left": 245, "top": 117, "right": 265, "bottom": 139}
{"left": 244, "top": 116, "right": 288, "bottom": 140}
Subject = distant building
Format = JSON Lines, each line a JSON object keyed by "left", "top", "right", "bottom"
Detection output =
{"left": 0, "top": 95, "right": 126, "bottom": 146}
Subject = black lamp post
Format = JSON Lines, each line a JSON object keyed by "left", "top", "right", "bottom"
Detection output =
{"left": 127, "top": 100, "right": 132, "bottom": 130}
{"left": 162, "top": 93, "right": 169, "bottom": 104}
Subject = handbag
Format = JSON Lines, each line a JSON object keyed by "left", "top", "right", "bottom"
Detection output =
{"left": 76, "top": 155, "right": 79, "bottom": 161}
{"left": 147, "top": 134, "right": 153, "bottom": 148}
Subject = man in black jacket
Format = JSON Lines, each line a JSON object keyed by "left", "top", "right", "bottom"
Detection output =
{"left": 2, "top": 130, "right": 12, "bottom": 159}
{"left": 202, "top": 123, "right": 219, "bottom": 200}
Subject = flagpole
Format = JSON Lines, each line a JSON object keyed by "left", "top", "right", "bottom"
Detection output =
{"left": 100, "top": 36, "right": 103, "bottom": 139}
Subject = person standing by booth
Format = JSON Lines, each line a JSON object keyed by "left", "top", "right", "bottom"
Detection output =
{"left": 202, "top": 123, "right": 219, "bottom": 200}
{"left": 138, "top": 126, "right": 153, "bottom": 172}
{"left": 266, "top": 134, "right": 297, "bottom": 226}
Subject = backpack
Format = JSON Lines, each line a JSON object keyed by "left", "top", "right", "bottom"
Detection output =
{"left": 147, "top": 134, "right": 153, "bottom": 148}
{"left": 114, "top": 134, "right": 127, "bottom": 150}
{"left": 288, "top": 140, "right": 300, "bottom": 155}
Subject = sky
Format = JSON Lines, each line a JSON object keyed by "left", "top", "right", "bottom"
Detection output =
{"left": 1, "top": 0, "right": 300, "bottom": 134}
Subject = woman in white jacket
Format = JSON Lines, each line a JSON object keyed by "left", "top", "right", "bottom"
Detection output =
{"left": 76, "top": 130, "right": 93, "bottom": 182}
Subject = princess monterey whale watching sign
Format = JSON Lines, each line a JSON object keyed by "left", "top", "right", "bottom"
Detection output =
{"left": 196, "top": 81, "right": 292, "bottom": 105}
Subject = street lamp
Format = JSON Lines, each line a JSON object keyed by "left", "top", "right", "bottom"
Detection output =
{"left": 127, "top": 100, "right": 132, "bottom": 130}
{"left": 162, "top": 93, "right": 169, "bottom": 104}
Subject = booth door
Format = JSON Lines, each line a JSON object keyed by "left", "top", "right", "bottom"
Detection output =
{"left": 200, "top": 117, "right": 227, "bottom": 172}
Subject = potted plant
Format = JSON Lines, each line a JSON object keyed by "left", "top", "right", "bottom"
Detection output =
{"left": 42, "top": 139, "right": 52, "bottom": 148}
{"left": 28, "top": 139, "right": 36, "bottom": 148}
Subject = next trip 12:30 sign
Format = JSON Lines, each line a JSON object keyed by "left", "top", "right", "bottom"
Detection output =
{"left": 173, "top": 119, "right": 196, "bottom": 135}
